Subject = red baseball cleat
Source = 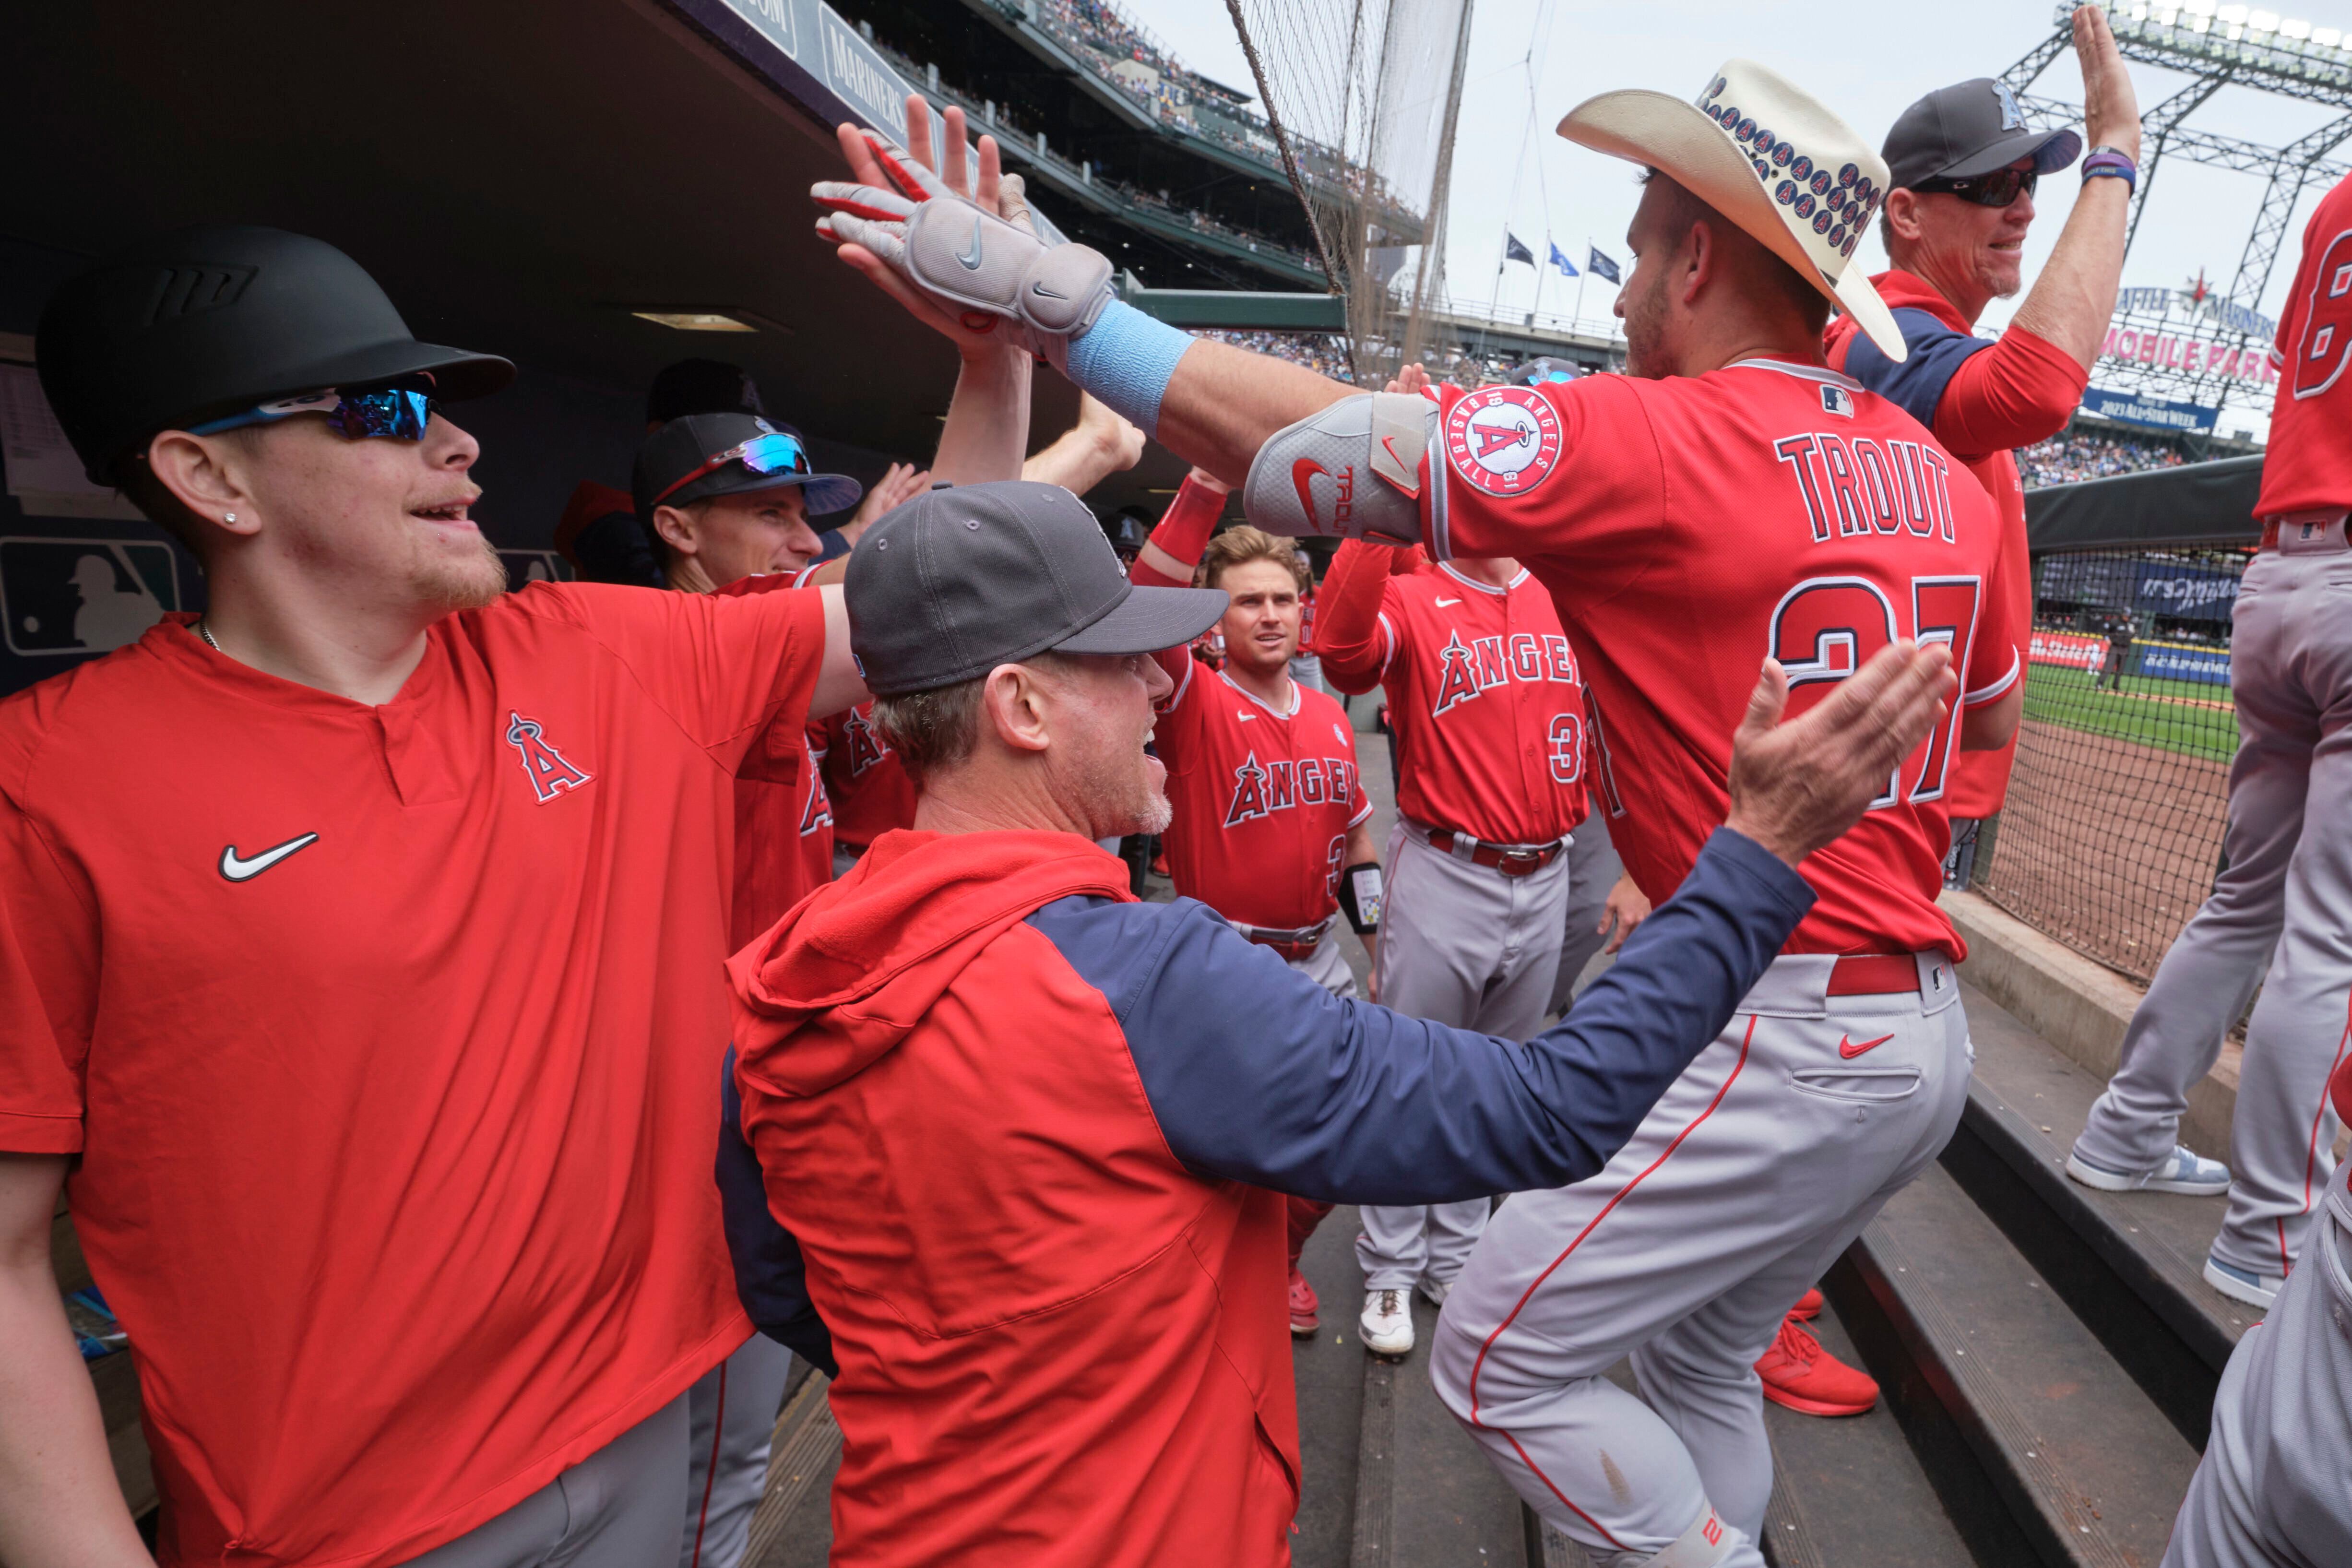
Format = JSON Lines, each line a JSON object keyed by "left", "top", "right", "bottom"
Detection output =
{"left": 1756, "top": 1315, "right": 1877, "bottom": 1416}
{"left": 1289, "top": 1267, "right": 1321, "bottom": 1337}
{"left": 1790, "top": 1287, "right": 1823, "bottom": 1320}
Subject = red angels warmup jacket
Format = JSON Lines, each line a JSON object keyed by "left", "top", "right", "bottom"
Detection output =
{"left": 1420, "top": 359, "right": 2024, "bottom": 961}
{"left": 1825, "top": 270, "right": 2088, "bottom": 818}
{"left": 0, "top": 584, "right": 824, "bottom": 1567}
{"left": 1130, "top": 478, "right": 1372, "bottom": 930}
{"left": 2259, "top": 172, "right": 2352, "bottom": 517}
{"left": 1311, "top": 545, "right": 1589, "bottom": 845}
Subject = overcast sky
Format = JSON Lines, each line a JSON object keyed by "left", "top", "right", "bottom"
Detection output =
{"left": 1140, "top": 0, "right": 2352, "bottom": 440}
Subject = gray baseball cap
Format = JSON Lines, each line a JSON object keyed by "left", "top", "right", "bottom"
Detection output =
{"left": 1883, "top": 79, "right": 2081, "bottom": 190}
{"left": 845, "top": 480, "right": 1228, "bottom": 697}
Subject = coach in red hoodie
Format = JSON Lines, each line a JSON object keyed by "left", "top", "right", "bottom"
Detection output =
{"left": 715, "top": 480, "right": 1956, "bottom": 1567}
{"left": 1826, "top": 9, "right": 2141, "bottom": 866}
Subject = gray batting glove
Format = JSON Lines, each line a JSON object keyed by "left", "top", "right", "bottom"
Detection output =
{"left": 814, "top": 150, "right": 1114, "bottom": 362}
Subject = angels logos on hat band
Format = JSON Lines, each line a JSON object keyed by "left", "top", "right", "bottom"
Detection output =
{"left": 1697, "top": 74, "right": 1884, "bottom": 272}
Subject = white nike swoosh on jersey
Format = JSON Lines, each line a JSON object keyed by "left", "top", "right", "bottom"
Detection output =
{"left": 1236, "top": 712, "right": 1257, "bottom": 722}
{"left": 1433, "top": 597, "right": 1462, "bottom": 607}
{"left": 218, "top": 832, "right": 321, "bottom": 882}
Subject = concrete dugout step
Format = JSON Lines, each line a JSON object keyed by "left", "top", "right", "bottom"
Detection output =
{"left": 1344, "top": 1281, "right": 1529, "bottom": 1567}
{"left": 744, "top": 1363, "right": 840, "bottom": 1568}
{"left": 1945, "top": 980, "right": 2255, "bottom": 1446}
{"left": 1831, "top": 1162, "right": 2199, "bottom": 1568}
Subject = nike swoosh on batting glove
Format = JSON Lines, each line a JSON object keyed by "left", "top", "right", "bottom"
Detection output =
{"left": 812, "top": 135, "right": 1114, "bottom": 364}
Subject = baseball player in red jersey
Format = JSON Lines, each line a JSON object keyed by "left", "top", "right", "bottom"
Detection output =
{"left": 1130, "top": 473, "right": 1380, "bottom": 1336}
{"left": 638, "top": 413, "right": 855, "bottom": 949}
{"left": 2072, "top": 167, "right": 2352, "bottom": 1312}
{"left": 0, "top": 223, "right": 870, "bottom": 1568}
{"left": 1311, "top": 521, "right": 1590, "bottom": 1358}
{"left": 808, "top": 54, "right": 2011, "bottom": 1563}
{"left": 820, "top": 701, "right": 919, "bottom": 877}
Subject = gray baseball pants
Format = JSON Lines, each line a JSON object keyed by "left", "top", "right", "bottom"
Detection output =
{"left": 1550, "top": 810, "right": 1628, "bottom": 1017}
{"left": 1359, "top": 818, "right": 1571, "bottom": 1291}
{"left": 1430, "top": 954, "right": 1969, "bottom": 1568}
{"left": 2165, "top": 1160, "right": 2352, "bottom": 1567}
{"left": 404, "top": 1395, "right": 689, "bottom": 1568}
{"left": 2075, "top": 535, "right": 2352, "bottom": 1278}
{"left": 680, "top": 1334, "right": 794, "bottom": 1568}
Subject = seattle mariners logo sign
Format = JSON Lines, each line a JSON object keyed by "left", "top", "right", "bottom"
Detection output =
{"left": 1444, "top": 387, "right": 1562, "bottom": 498}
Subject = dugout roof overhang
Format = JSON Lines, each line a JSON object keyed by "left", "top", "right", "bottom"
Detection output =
{"left": 0, "top": 0, "right": 1187, "bottom": 518}
{"left": 2025, "top": 455, "right": 2267, "bottom": 553}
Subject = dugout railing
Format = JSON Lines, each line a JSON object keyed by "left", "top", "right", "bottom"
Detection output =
{"left": 1969, "top": 455, "right": 2264, "bottom": 983}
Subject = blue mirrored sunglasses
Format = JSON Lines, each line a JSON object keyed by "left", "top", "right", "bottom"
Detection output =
{"left": 650, "top": 431, "right": 810, "bottom": 508}
{"left": 189, "top": 377, "right": 439, "bottom": 441}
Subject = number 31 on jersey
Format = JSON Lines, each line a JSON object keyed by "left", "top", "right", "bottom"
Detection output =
{"left": 1770, "top": 574, "right": 1981, "bottom": 808}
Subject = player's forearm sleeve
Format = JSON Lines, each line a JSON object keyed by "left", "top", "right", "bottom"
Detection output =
{"left": 1131, "top": 476, "right": 1224, "bottom": 589}
{"left": 1062, "top": 828, "right": 1813, "bottom": 1204}
{"left": 716, "top": 1048, "right": 838, "bottom": 1377}
{"left": 1310, "top": 540, "right": 1397, "bottom": 694}
{"left": 1063, "top": 300, "right": 1198, "bottom": 439}
{"left": 1931, "top": 325, "right": 2089, "bottom": 460}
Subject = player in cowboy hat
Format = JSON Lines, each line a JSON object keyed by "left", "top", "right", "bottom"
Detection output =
{"left": 810, "top": 52, "right": 2023, "bottom": 1568}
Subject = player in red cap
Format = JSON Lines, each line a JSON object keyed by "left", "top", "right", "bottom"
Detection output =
{"left": 1128, "top": 472, "right": 1379, "bottom": 1336}
{"left": 812, "top": 46, "right": 2023, "bottom": 1568}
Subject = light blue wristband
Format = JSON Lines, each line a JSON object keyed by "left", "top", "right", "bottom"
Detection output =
{"left": 1063, "top": 299, "right": 1197, "bottom": 439}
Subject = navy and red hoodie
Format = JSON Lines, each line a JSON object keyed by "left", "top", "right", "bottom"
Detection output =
{"left": 716, "top": 824, "right": 1812, "bottom": 1566}
{"left": 1825, "top": 269, "right": 2088, "bottom": 818}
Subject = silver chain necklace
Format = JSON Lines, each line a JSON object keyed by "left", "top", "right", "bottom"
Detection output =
{"left": 195, "top": 618, "right": 222, "bottom": 652}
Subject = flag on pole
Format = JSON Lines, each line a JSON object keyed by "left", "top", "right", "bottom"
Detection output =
{"left": 1586, "top": 246, "right": 1622, "bottom": 284}
{"left": 1504, "top": 232, "right": 1535, "bottom": 266}
{"left": 1548, "top": 241, "right": 1579, "bottom": 278}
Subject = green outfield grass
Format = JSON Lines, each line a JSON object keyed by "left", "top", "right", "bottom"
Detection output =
{"left": 2022, "top": 662, "right": 2239, "bottom": 763}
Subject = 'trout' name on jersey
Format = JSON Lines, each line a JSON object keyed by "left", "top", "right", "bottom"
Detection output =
{"left": 1770, "top": 430, "right": 1959, "bottom": 545}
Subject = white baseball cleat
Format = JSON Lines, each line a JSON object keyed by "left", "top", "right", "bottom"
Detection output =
{"left": 1417, "top": 1275, "right": 1452, "bottom": 1309}
{"left": 2203, "top": 1256, "right": 2284, "bottom": 1309}
{"left": 2065, "top": 1143, "right": 2232, "bottom": 1196}
{"left": 1360, "top": 1289, "right": 1414, "bottom": 1356}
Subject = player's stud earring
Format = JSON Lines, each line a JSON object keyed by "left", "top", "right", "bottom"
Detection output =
{"left": 224, "top": 512, "right": 238, "bottom": 524}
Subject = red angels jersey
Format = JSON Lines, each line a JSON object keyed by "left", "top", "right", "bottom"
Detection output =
{"left": 2260, "top": 171, "right": 2352, "bottom": 517}
{"left": 820, "top": 700, "right": 919, "bottom": 850}
{"left": 1425, "top": 361, "right": 2023, "bottom": 959}
{"left": 1155, "top": 663, "right": 1372, "bottom": 931}
{"left": 719, "top": 570, "right": 833, "bottom": 948}
{"left": 1367, "top": 561, "right": 1590, "bottom": 845}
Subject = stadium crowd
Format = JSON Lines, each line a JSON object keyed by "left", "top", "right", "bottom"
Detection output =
{"left": 2018, "top": 428, "right": 2188, "bottom": 487}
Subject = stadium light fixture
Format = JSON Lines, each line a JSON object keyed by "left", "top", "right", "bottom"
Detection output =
{"left": 629, "top": 310, "right": 758, "bottom": 333}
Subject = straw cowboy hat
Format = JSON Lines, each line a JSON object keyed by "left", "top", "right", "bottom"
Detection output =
{"left": 1559, "top": 59, "right": 1907, "bottom": 362}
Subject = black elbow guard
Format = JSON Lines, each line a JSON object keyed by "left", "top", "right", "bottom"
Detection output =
{"left": 1338, "top": 861, "right": 1384, "bottom": 934}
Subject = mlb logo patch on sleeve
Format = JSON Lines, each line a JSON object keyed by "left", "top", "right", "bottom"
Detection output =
{"left": 1445, "top": 387, "right": 1563, "bottom": 497}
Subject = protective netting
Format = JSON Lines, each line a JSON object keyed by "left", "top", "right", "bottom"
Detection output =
{"left": 1972, "top": 545, "right": 2248, "bottom": 983}
{"left": 1222, "top": 0, "right": 1475, "bottom": 384}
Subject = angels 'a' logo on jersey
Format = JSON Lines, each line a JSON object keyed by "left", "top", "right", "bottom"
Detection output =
{"left": 841, "top": 707, "right": 891, "bottom": 777}
{"left": 506, "top": 711, "right": 594, "bottom": 803}
{"left": 1444, "top": 386, "right": 1562, "bottom": 497}
{"left": 1225, "top": 750, "right": 1271, "bottom": 827}
{"left": 1432, "top": 632, "right": 1484, "bottom": 715}
{"left": 800, "top": 771, "right": 834, "bottom": 837}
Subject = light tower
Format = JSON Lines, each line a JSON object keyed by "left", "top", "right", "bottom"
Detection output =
{"left": 2001, "top": 1, "right": 2352, "bottom": 423}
